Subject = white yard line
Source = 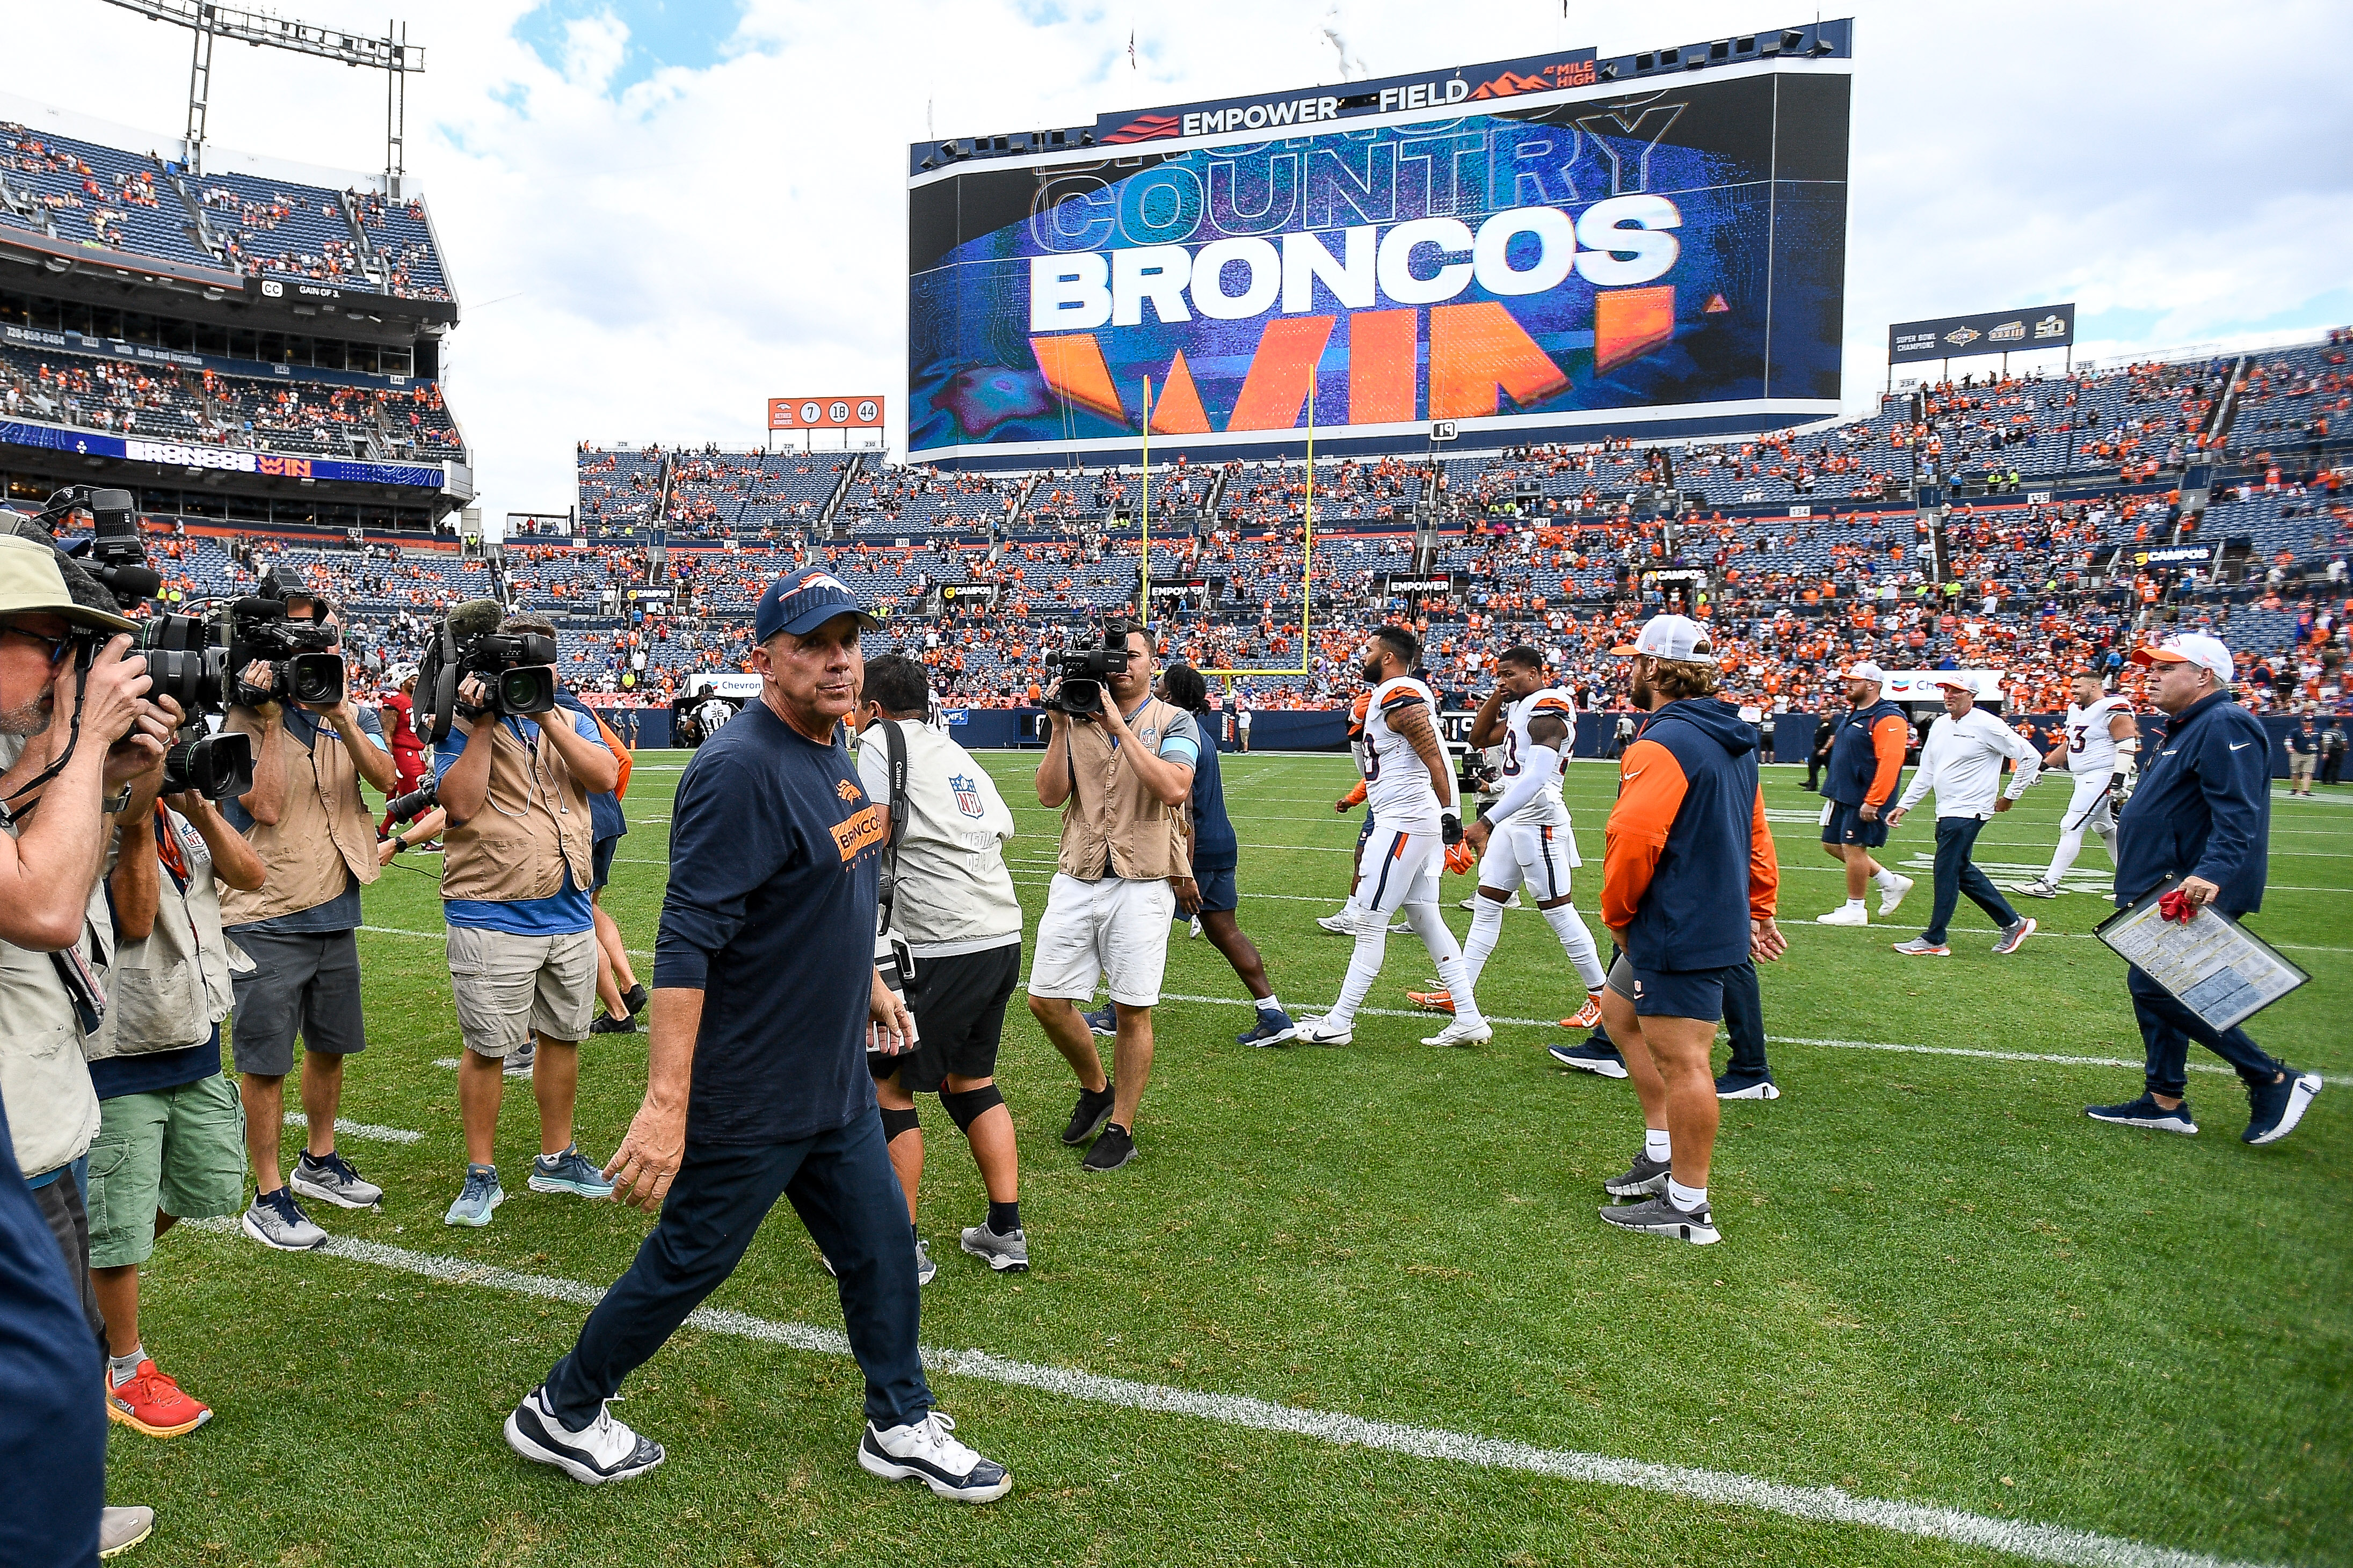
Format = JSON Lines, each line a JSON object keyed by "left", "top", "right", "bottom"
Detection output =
{"left": 173, "top": 1224, "right": 2274, "bottom": 1568}
{"left": 282, "top": 1114, "right": 421, "bottom": 1144}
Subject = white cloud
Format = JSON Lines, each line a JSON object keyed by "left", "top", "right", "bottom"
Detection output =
{"left": 3, "top": 0, "right": 2346, "bottom": 520}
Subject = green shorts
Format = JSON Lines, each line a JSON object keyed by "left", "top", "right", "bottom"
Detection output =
{"left": 85, "top": 1074, "right": 247, "bottom": 1268}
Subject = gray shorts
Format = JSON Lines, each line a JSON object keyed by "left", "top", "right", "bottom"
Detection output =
{"left": 448, "top": 925, "right": 597, "bottom": 1057}
{"left": 229, "top": 927, "right": 367, "bottom": 1076}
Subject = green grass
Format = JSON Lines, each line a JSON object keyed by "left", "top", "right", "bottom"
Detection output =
{"left": 103, "top": 749, "right": 2351, "bottom": 1566}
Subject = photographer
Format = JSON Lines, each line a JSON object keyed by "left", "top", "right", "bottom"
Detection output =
{"left": 855, "top": 655, "right": 1027, "bottom": 1273}
{"left": 1027, "top": 620, "right": 1198, "bottom": 1173}
{"left": 220, "top": 587, "right": 394, "bottom": 1249}
{"left": 0, "top": 532, "right": 168, "bottom": 1563}
{"left": 430, "top": 610, "right": 619, "bottom": 1226}
{"left": 87, "top": 728, "right": 264, "bottom": 1440}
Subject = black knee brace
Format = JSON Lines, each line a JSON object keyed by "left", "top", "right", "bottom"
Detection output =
{"left": 938, "top": 1083, "right": 1004, "bottom": 1134}
{"left": 880, "top": 1106, "right": 922, "bottom": 1141}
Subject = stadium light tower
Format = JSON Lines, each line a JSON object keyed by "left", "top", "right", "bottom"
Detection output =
{"left": 95, "top": 0, "right": 424, "bottom": 193}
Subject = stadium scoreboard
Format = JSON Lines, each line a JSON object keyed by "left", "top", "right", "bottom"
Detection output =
{"left": 907, "top": 19, "right": 1853, "bottom": 466}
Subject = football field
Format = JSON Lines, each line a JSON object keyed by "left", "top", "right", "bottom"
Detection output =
{"left": 108, "top": 749, "right": 2349, "bottom": 1567}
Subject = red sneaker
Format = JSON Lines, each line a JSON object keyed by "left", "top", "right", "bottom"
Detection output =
{"left": 106, "top": 1359, "right": 212, "bottom": 1438}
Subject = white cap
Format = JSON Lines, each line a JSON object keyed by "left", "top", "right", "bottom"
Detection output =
{"left": 1843, "top": 659, "right": 1886, "bottom": 684}
{"left": 1611, "top": 614, "right": 1717, "bottom": 665}
{"left": 2131, "top": 633, "right": 2234, "bottom": 684}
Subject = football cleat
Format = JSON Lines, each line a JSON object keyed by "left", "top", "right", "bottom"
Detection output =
{"left": 1560, "top": 994, "right": 1604, "bottom": 1031}
{"left": 1421, "top": 1018, "right": 1492, "bottom": 1047}
{"left": 1404, "top": 988, "right": 1454, "bottom": 1013}
{"left": 1290, "top": 1016, "right": 1355, "bottom": 1046}
{"left": 2014, "top": 879, "right": 2061, "bottom": 899}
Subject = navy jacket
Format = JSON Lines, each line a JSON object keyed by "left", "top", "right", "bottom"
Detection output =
{"left": 1825, "top": 698, "right": 1911, "bottom": 808}
{"left": 1603, "top": 698, "right": 1776, "bottom": 972}
{"left": 2114, "top": 691, "right": 2270, "bottom": 914}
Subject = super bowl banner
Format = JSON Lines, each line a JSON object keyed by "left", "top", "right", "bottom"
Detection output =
{"left": 1888, "top": 304, "right": 2075, "bottom": 365}
{"left": 908, "top": 69, "right": 1849, "bottom": 465}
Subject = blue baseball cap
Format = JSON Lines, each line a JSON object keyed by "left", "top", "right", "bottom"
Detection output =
{"left": 754, "top": 565, "right": 872, "bottom": 643}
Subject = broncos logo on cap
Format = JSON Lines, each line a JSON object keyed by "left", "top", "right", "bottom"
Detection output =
{"left": 794, "top": 573, "right": 851, "bottom": 595}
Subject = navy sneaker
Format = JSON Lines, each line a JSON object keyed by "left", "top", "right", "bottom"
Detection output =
{"left": 1716, "top": 1069, "right": 1780, "bottom": 1101}
{"left": 1236, "top": 1008, "right": 1297, "bottom": 1047}
{"left": 2244, "top": 1070, "right": 2323, "bottom": 1146}
{"left": 2086, "top": 1092, "right": 2198, "bottom": 1135}
{"left": 1080, "top": 1004, "right": 1117, "bottom": 1038}
{"left": 1548, "top": 1039, "right": 1628, "bottom": 1078}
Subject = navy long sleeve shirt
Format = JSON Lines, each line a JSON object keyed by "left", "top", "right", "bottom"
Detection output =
{"left": 2114, "top": 690, "right": 2270, "bottom": 914}
{"left": 654, "top": 700, "right": 887, "bottom": 1144}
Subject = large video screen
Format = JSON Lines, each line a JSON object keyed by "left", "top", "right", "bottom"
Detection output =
{"left": 907, "top": 65, "right": 1849, "bottom": 466}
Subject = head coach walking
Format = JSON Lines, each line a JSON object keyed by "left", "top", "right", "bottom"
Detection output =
{"left": 1027, "top": 619, "right": 1199, "bottom": 1173}
{"left": 2086, "top": 634, "right": 2322, "bottom": 1146}
{"left": 505, "top": 567, "right": 1010, "bottom": 1501}
{"left": 1593, "top": 616, "right": 1783, "bottom": 1247}
{"left": 1813, "top": 660, "right": 1915, "bottom": 925}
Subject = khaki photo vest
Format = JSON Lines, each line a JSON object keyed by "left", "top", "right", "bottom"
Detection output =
{"left": 439, "top": 714, "right": 597, "bottom": 903}
{"left": 1055, "top": 696, "right": 1194, "bottom": 882}
{"left": 219, "top": 709, "right": 382, "bottom": 927}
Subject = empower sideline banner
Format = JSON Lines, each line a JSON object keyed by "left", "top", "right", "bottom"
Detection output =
{"left": 908, "top": 67, "right": 1849, "bottom": 464}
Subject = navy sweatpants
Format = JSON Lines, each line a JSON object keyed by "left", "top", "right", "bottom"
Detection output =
{"left": 544, "top": 1109, "right": 931, "bottom": 1432}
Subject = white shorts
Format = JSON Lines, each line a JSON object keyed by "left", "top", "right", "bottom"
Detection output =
{"left": 2060, "top": 771, "right": 2116, "bottom": 835}
{"left": 1477, "top": 818, "right": 1580, "bottom": 898}
{"left": 1354, "top": 819, "right": 1444, "bottom": 915}
{"left": 1029, "top": 874, "right": 1177, "bottom": 1008}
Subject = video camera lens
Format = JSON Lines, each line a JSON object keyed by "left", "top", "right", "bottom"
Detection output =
{"left": 283, "top": 652, "right": 346, "bottom": 710}
{"left": 160, "top": 730, "right": 253, "bottom": 801}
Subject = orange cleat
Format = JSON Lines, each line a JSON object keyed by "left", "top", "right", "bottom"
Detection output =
{"left": 1404, "top": 989, "right": 1455, "bottom": 1013}
{"left": 105, "top": 1358, "right": 212, "bottom": 1438}
{"left": 1560, "top": 994, "right": 1604, "bottom": 1031}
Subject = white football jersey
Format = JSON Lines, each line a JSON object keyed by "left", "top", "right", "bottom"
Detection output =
{"left": 2064, "top": 697, "right": 2134, "bottom": 774}
{"left": 1363, "top": 676, "right": 1453, "bottom": 820}
{"left": 1497, "top": 687, "right": 1576, "bottom": 827}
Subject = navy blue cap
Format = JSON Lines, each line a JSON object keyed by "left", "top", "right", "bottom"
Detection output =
{"left": 754, "top": 565, "right": 871, "bottom": 643}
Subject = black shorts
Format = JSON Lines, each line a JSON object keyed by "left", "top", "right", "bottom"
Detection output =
{"left": 869, "top": 942, "right": 1021, "bottom": 1095}
{"left": 228, "top": 927, "right": 367, "bottom": 1076}
{"left": 591, "top": 835, "right": 619, "bottom": 893}
{"left": 1822, "top": 800, "right": 1889, "bottom": 850}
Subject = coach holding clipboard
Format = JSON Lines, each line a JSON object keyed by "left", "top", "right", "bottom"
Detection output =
{"left": 501, "top": 566, "right": 1012, "bottom": 1501}
{"left": 2085, "top": 633, "right": 2322, "bottom": 1146}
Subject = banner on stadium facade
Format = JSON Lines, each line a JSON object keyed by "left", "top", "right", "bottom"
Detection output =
{"left": 1146, "top": 579, "right": 1211, "bottom": 599}
{"left": 626, "top": 587, "right": 674, "bottom": 601}
{"left": 939, "top": 582, "right": 998, "bottom": 604}
{"left": 2139, "top": 545, "right": 2213, "bottom": 565}
{"left": 1879, "top": 668, "right": 2006, "bottom": 703}
{"left": 0, "top": 419, "right": 446, "bottom": 488}
{"left": 2, "top": 323, "right": 428, "bottom": 394}
{"left": 1887, "top": 304, "right": 2074, "bottom": 365}
{"left": 769, "top": 396, "right": 886, "bottom": 430}
{"left": 1648, "top": 567, "right": 1706, "bottom": 582}
{"left": 907, "top": 35, "right": 1855, "bottom": 465}
{"left": 1381, "top": 573, "right": 1468, "bottom": 600}
{"left": 244, "top": 273, "right": 460, "bottom": 325}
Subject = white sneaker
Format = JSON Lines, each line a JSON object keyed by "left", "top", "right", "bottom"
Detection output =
{"left": 1814, "top": 905, "right": 1869, "bottom": 926}
{"left": 505, "top": 1388, "right": 666, "bottom": 1484}
{"left": 1422, "top": 1017, "right": 1493, "bottom": 1047}
{"left": 858, "top": 1411, "right": 1012, "bottom": 1503}
{"left": 1291, "top": 1015, "right": 1355, "bottom": 1045}
{"left": 1316, "top": 909, "right": 1361, "bottom": 934}
{"left": 2015, "top": 879, "right": 2060, "bottom": 899}
{"left": 1877, "top": 874, "right": 1915, "bottom": 915}
{"left": 1187, "top": 916, "right": 1203, "bottom": 939}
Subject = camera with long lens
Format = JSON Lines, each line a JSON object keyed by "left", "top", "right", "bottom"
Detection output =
{"left": 1043, "top": 632, "right": 1131, "bottom": 719}
{"left": 34, "top": 485, "right": 163, "bottom": 611}
{"left": 382, "top": 778, "right": 438, "bottom": 826}
{"left": 417, "top": 600, "right": 558, "bottom": 745}
{"left": 158, "top": 722, "right": 252, "bottom": 801}
{"left": 230, "top": 572, "right": 345, "bottom": 709}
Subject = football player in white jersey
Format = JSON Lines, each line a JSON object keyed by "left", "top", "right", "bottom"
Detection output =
{"left": 1408, "top": 646, "right": 1608, "bottom": 1029}
{"left": 1293, "top": 626, "right": 1490, "bottom": 1047}
{"left": 2018, "top": 672, "right": 2137, "bottom": 898}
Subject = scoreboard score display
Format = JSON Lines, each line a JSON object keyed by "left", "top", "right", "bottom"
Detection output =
{"left": 769, "top": 396, "right": 887, "bottom": 430}
{"left": 907, "top": 21, "right": 1853, "bottom": 466}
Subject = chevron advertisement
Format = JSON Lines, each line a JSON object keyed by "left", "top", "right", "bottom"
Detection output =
{"left": 907, "top": 69, "right": 1850, "bottom": 465}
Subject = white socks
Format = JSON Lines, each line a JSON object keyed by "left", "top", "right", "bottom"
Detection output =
{"left": 1256, "top": 994, "right": 1283, "bottom": 1015}
{"left": 1404, "top": 902, "right": 1482, "bottom": 1025}
{"left": 109, "top": 1347, "right": 144, "bottom": 1387}
{"left": 1462, "top": 895, "right": 1506, "bottom": 990}
{"left": 1668, "top": 1177, "right": 1708, "bottom": 1213}
{"left": 1870, "top": 866, "right": 1901, "bottom": 889}
{"left": 1542, "top": 902, "right": 1608, "bottom": 991}
{"left": 1844, "top": 898, "right": 1868, "bottom": 914}
{"left": 1327, "top": 913, "right": 1389, "bottom": 1027}
{"left": 1464, "top": 895, "right": 1604, "bottom": 994}
{"left": 1644, "top": 1128, "right": 1671, "bottom": 1162}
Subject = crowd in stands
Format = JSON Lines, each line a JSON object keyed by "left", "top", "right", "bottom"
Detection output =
{"left": 0, "top": 120, "right": 453, "bottom": 305}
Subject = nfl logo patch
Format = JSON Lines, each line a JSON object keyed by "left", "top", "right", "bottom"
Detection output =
{"left": 948, "top": 773, "right": 985, "bottom": 819}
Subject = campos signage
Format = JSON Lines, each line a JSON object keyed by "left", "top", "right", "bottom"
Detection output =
{"left": 769, "top": 396, "right": 886, "bottom": 430}
{"left": 939, "top": 582, "right": 999, "bottom": 603}
{"left": 1889, "top": 304, "right": 2074, "bottom": 365}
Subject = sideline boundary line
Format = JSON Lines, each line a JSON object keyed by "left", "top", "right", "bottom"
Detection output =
{"left": 176, "top": 1224, "right": 2274, "bottom": 1568}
